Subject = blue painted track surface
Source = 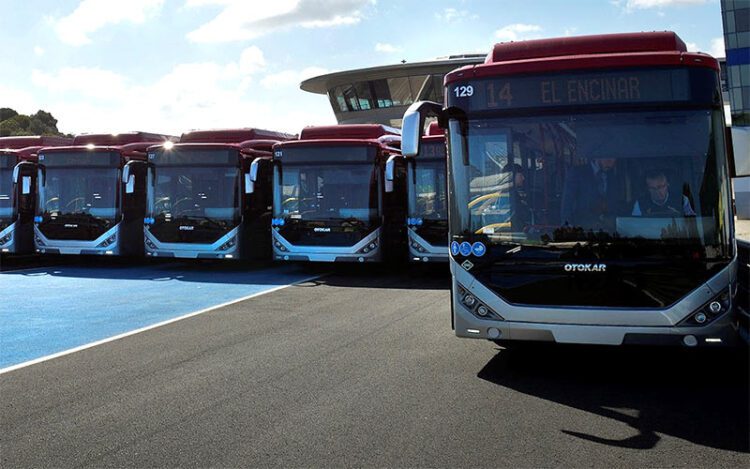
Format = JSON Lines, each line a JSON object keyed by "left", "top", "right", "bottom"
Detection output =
{"left": 0, "top": 262, "right": 313, "bottom": 369}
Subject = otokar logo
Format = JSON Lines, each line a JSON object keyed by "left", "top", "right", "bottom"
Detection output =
{"left": 179, "top": 225, "right": 195, "bottom": 231}
{"left": 564, "top": 263, "right": 607, "bottom": 272}
{"left": 314, "top": 227, "right": 331, "bottom": 233}
{"left": 64, "top": 223, "right": 78, "bottom": 228}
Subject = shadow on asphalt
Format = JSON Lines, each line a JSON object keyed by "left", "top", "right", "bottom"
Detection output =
{"left": 0, "top": 256, "right": 450, "bottom": 289}
{"left": 299, "top": 262, "right": 451, "bottom": 290}
{"left": 0, "top": 255, "right": 326, "bottom": 285}
{"left": 478, "top": 344, "right": 750, "bottom": 453}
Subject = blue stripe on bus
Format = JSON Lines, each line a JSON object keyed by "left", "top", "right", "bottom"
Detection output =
{"left": 726, "top": 47, "right": 750, "bottom": 66}
{"left": 0, "top": 263, "right": 312, "bottom": 369}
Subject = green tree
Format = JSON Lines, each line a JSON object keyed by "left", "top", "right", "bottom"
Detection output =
{"left": 0, "top": 108, "right": 18, "bottom": 121}
{"left": 0, "top": 107, "right": 66, "bottom": 137}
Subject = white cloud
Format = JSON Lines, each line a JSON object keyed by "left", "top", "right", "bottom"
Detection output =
{"left": 34, "top": 46, "right": 45, "bottom": 56}
{"left": 686, "top": 41, "right": 699, "bottom": 51}
{"left": 260, "top": 67, "right": 329, "bottom": 89}
{"left": 186, "top": 0, "right": 375, "bottom": 43}
{"left": 0, "top": 85, "right": 39, "bottom": 115}
{"left": 28, "top": 48, "right": 330, "bottom": 135}
{"left": 54, "top": 0, "right": 164, "bottom": 46}
{"left": 622, "top": 0, "right": 709, "bottom": 11}
{"left": 709, "top": 37, "right": 725, "bottom": 58}
{"left": 31, "top": 67, "right": 130, "bottom": 100}
{"left": 495, "top": 24, "right": 542, "bottom": 42}
{"left": 563, "top": 27, "right": 578, "bottom": 37}
{"left": 375, "top": 42, "right": 401, "bottom": 53}
{"left": 238, "top": 46, "right": 266, "bottom": 74}
{"left": 435, "top": 8, "right": 471, "bottom": 22}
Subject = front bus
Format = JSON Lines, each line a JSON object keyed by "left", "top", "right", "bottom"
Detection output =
{"left": 272, "top": 124, "right": 406, "bottom": 263}
{"left": 403, "top": 32, "right": 743, "bottom": 347}
{"left": 35, "top": 142, "right": 159, "bottom": 256}
{"left": 145, "top": 139, "right": 280, "bottom": 260}
{"left": 406, "top": 123, "right": 449, "bottom": 262}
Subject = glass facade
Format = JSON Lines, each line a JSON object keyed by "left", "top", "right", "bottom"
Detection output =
{"left": 328, "top": 74, "right": 445, "bottom": 113}
{"left": 721, "top": 0, "right": 750, "bottom": 125}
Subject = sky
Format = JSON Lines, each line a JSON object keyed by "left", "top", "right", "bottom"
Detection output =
{"left": 0, "top": 0, "right": 729, "bottom": 137}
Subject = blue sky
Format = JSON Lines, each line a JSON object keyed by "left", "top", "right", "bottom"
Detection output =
{"left": 0, "top": 0, "right": 728, "bottom": 136}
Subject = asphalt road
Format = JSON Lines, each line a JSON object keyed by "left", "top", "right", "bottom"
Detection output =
{"left": 1, "top": 267, "right": 748, "bottom": 468}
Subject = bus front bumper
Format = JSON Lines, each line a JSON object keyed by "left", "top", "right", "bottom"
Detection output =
{"left": 454, "top": 306, "right": 744, "bottom": 347}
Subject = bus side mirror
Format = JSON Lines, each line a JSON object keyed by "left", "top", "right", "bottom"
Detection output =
{"left": 402, "top": 101, "right": 443, "bottom": 157}
{"left": 123, "top": 163, "right": 136, "bottom": 194}
{"left": 385, "top": 155, "right": 398, "bottom": 193}
{"left": 245, "top": 158, "right": 261, "bottom": 194}
{"left": 12, "top": 165, "right": 20, "bottom": 184}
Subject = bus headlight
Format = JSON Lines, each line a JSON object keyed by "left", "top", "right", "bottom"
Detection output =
{"left": 97, "top": 234, "right": 117, "bottom": 248}
{"left": 274, "top": 240, "right": 288, "bottom": 252}
{"left": 357, "top": 240, "right": 377, "bottom": 254}
{"left": 679, "top": 288, "right": 731, "bottom": 327}
{"left": 219, "top": 237, "right": 236, "bottom": 251}
{"left": 457, "top": 284, "right": 504, "bottom": 320}
{"left": 35, "top": 235, "right": 46, "bottom": 247}
{"left": 0, "top": 233, "right": 11, "bottom": 246}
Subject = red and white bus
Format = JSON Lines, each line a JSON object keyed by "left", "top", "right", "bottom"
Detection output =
{"left": 144, "top": 128, "right": 293, "bottom": 260}
{"left": 406, "top": 122, "right": 448, "bottom": 262}
{"left": 0, "top": 136, "right": 72, "bottom": 255}
{"left": 35, "top": 132, "right": 176, "bottom": 256}
{"left": 403, "top": 32, "right": 746, "bottom": 347}
{"left": 271, "top": 124, "right": 408, "bottom": 263}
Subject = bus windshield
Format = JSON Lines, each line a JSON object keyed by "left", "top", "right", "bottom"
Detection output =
{"left": 153, "top": 165, "right": 240, "bottom": 223}
{"left": 275, "top": 146, "right": 379, "bottom": 223}
{"left": 411, "top": 142, "right": 447, "bottom": 221}
{"left": 39, "top": 167, "right": 119, "bottom": 219}
{"left": 449, "top": 109, "right": 732, "bottom": 258}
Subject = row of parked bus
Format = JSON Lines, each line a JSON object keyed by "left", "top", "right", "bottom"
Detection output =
{"left": 0, "top": 123, "right": 448, "bottom": 264}
{"left": 3, "top": 31, "right": 746, "bottom": 347}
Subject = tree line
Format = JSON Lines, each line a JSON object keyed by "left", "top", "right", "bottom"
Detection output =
{"left": 0, "top": 108, "right": 69, "bottom": 137}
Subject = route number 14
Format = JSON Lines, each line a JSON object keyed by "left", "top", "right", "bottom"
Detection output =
{"left": 487, "top": 82, "right": 513, "bottom": 107}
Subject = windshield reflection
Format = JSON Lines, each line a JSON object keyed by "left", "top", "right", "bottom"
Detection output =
{"left": 275, "top": 163, "right": 379, "bottom": 222}
{"left": 153, "top": 166, "right": 239, "bottom": 222}
{"left": 40, "top": 167, "right": 118, "bottom": 219}
{"left": 449, "top": 109, "right": 731, "bottom": 254}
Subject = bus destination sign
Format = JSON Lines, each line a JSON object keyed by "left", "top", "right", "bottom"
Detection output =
{"left": 448, "top": 69, "right": 697, "bottom": 111}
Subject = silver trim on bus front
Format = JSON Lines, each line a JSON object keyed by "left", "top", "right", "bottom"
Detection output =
{"left": 144, "top": 226, "right": 239, "bottom": 259}
{"left": 273, "top": 227, "right": 382, "bottom": 262}
{"left": 451, "top": 256, "right": 738, "bottom": 345}
{"left": 408, "top": 227, "right": 447, "bottom": 262}
{"left": 34, "top": 223, "right": 121, "bottom": 255}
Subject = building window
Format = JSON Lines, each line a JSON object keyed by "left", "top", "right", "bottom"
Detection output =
{"left": 386, "top": 77, "right": 414, "bottom": 106}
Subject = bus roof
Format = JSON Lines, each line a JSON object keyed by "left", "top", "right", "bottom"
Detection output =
{"left": 299, "top": 124, "right": 400, "bottom": 141}
{"left": 0, "top": 135, "right": 72, "bottom": 150}
{"left": 446, "top": 31, "right": 718, "bottom": 84}
{"left": 72, "top": 132, "right": 177, "bottom": 146}
{"left": 40, "top": 141, "right": 170, "bottom": 162}
{"left": 179, "top": 128, "right": 294, "bottom": 144}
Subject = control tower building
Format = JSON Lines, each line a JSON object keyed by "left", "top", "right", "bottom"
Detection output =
{"left": 300, "top": 55, "right": 484, "bottom": 128}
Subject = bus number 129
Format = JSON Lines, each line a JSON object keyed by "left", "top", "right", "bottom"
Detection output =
{"left": 454, "top": 85, "right": 474, "bottom": 97}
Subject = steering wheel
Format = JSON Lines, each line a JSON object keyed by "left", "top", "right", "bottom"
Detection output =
{"left": 64, "top": 197, "right": 86, "bottom": 211}
{"left": 171, "top": 197, "right": 194, "bottom": 213}
{"left": 153, "top": 196, "right": 170, "bottom": 212}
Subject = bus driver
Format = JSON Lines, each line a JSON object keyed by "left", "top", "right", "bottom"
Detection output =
{"left": 631, "top": 170, "right": 695, "bottom": 217}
